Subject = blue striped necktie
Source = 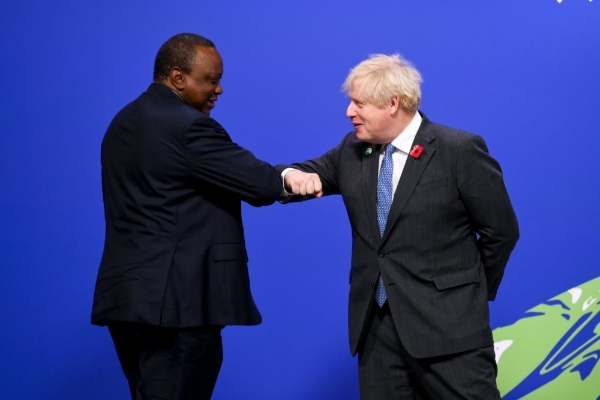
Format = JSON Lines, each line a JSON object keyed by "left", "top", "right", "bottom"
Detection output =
{"left": 375, "top": 144, "right": 394, "bottom": 307}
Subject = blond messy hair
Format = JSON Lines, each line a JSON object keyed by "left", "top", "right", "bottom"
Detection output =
{"left": 342, "top": 54, "right": 422, "bottom": 111}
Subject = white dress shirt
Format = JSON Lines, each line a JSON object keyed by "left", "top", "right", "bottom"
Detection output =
{"left": 380, "top": 112, "right": 422, "bottom": 195}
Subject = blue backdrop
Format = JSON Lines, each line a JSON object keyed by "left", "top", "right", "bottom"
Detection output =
{"left": 1, "top": 1, "right": 599, "bottom": 399}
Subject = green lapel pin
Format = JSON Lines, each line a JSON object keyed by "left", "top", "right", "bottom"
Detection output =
{"left": 365, "top": 147, "right": 372, "bottom": 156}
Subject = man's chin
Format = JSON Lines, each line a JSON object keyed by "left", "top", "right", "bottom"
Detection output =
{"left": 355, "top": 131, "right": 369, "bottom": 141}
{"left": 203, "top": 104, "right": 215, "bottom": 116}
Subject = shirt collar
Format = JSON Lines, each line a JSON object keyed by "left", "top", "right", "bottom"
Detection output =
{"left": 171, "top": 89, "right": 185, "bottom": 102}
{"left": 390, "top": 112, "right": 422, "bottom": 154}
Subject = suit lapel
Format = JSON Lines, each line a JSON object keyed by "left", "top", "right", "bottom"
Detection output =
{"left": 361, "top": 143, "right": 382, "bottom": 243}
{"left": 381, "top": 120, "right": 436, "bottom": 243}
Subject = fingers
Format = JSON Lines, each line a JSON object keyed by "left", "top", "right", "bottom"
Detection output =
{"left": 302, "top": 173, "right": 322, "bottom": 197}
{"left": 284, "top": 170, "right": 323, "bottom": 197}
{"left": 305, "top": 177, "right": 314, "bottom": 195}
{"left": 313, "top": 177, "right": 323, "bottom": 198}
{"left": 284, "top": 170, "right": 303, "bottom": 194}
{"left": 305, "top": 175, "right": 323, "bottom": 198}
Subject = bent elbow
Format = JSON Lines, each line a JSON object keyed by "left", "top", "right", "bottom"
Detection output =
{"left": 246, "top": 176, "right": 283, "bottom": 207}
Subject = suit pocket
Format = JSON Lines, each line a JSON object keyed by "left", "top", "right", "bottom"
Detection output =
{"left": 213, "top": 243, "right": 251, "bottom": 306}
{"left": 432, "top": 266, "right": 479, "bottom": 290}
{"left": 414, "top": 178, "right": 448, "bottom": 193}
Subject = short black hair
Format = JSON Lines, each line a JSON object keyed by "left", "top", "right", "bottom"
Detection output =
{"left": 153, "top": 33, "right": 216, "bottom": 82}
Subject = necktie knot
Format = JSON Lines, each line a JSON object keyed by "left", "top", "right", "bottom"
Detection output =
{"left": 384, "top": 144, "right": 395, "bottom": 157}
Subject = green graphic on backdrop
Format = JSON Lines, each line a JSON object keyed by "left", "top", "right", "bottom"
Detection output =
{"left": 493, "top": 276, "right": 600, "bottom": 399}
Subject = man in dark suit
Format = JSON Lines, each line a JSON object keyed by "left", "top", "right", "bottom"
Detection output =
{"left": 282, "top": 54, "right": 519, "bottom": 399}
{"left": 91, "top": 33, "right": 301, "bottom": 400}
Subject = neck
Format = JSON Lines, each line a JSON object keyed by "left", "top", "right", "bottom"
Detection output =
{"left": 386, "top": 109, "right": 416, "bottom": 142}
{"left": 158, "top": 80, "right": 185, "bottom": 102}
{"left": 170, "top": 89, "right": 185, "bottom": 102}
{"left": 396, "top": 109, "right": 416, "bottom": 129}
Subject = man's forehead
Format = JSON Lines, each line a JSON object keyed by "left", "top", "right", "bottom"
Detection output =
{"left": 349, "top": 81, "right": 369, "bottom": 103}
{"left": 349, "top": 79, "right": 363, "bottom": 92}
{"left": 193, "top": 46, "right": 223, "bottom": 73}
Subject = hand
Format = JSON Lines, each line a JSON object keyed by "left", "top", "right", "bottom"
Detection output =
{"left": 284, "top": 169, "right": 323, "bottom": 198}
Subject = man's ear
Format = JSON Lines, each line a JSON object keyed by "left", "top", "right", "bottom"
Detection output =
{"left": 389, "top": 96, "right": 400, "bottom": 115}
{"left": 169, "top": 67, "right": 185, "bottom": 91}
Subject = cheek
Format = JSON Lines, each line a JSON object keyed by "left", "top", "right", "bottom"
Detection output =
{"left": 360, "top": 114, "right": 373, "bottom": 128}
{"left": 369, "top": 112, "right": 386, "bottom": 130}
{"left": 355, "top": 111, "right": 366, "bottom": 124}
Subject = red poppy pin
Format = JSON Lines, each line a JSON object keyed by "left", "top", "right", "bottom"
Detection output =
{"left": 410, "top": 145, "right": 424, "bottom": 159}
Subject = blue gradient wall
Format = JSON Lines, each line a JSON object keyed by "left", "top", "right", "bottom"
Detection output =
{"left": 0, "top": 1, "right": 598, "bottom": 399}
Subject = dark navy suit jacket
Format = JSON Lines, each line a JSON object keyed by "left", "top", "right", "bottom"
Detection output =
{"left": 92, "top": 83, "right": 282, "bottom": 328}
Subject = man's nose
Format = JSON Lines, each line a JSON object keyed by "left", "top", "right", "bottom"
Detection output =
{"left": 216, "top": 82, "right": 223, "bottom": 95}
{"left": 346, "top": 102, "right": 356, "bottom": 118}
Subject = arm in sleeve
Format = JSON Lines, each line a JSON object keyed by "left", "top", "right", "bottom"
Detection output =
{"left": 457, "top": 134, "right": 519, "bottom": 300}
{"left": 276, "top": 133, "right": 352, "bottom": 201}
{"left": 184, "top": 116, "right": 282, "bottom": 207}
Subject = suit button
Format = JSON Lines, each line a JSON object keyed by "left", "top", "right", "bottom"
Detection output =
{"left": 378, "top": 253, "right": 385, "bottom": 258}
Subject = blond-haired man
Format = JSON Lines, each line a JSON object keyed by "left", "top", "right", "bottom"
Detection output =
{"left": 282, "top": 54, "right": 519, "bottom": 399}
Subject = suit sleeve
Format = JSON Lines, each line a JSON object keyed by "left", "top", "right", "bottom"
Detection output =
{"left": 184, "top": 116, "right": 282, "bottom": 207}
{"left": 276, "top": 133, "right": 352, "bottom": 199}
{"left": 456, "top": 135, "right": 519, "bottom": 300}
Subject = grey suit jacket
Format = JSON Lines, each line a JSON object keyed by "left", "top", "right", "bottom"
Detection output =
{"left": 279, "top": 113, "right": 519, "bottom": 358}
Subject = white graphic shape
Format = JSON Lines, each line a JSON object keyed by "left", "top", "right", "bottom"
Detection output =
{"left": 583, "top": 297, "right": 597, "bottom": 311}
{"left": 494, "top": 340, "right": 514, "bottom": 363}
{"left": 568, "top": 288, "right": 583, "bottom": 304}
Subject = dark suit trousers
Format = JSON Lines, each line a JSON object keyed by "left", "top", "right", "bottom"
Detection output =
{"left": 358, "top": 303, "right": 500, "bottom": 400}
{"left": 108, "top": 323, "right": 224, "bottom": 400}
